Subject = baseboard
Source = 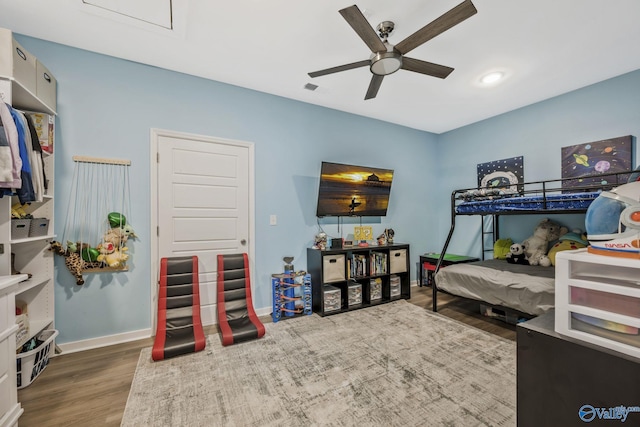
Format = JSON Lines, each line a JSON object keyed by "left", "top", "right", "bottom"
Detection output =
{"left": 57, "top": 307, "right": 272, "bottom": 355}
{"left": 255, "top": 306, "right": 271, "bottom": 318}
{"left": 56, "top": 328, "right": 153, "bottom": 355}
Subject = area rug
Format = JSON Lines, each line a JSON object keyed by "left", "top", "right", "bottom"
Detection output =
{"left": 122, "top": 300, "right": 516, "bottom": 426}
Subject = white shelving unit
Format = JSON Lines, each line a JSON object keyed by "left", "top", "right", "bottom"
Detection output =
{"left": 555, "top": 248, "right": 640, "bottom": 360}
{"left": 0, "top": 27, "right": 57, "bottom": 424}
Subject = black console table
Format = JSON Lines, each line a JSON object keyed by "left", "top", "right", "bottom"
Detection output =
{"left": 517, "top": 310, "right": 640, "bottom": 426}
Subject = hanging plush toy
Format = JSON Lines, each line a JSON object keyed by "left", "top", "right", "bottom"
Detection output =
{"left": 49, "top": 241, "right": 86, "bottom": 286}
{"left": 97, "top": 246, "right": 129, "bottom": 269}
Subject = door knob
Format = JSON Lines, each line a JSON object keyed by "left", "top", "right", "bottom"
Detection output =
{"left": 241, "top": 239, "right": 247, "bottom": 245}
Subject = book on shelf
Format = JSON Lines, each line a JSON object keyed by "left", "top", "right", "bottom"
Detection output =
{"left": 370, "top": 252, "right": 388, "bottom": 276}
{"left": 350, "top": 253, "right": 368, "bottom": 278}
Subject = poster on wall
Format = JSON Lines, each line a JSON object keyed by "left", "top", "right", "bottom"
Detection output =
{"left": 561, "top": 135, "right": 633, "bottom": 190}
{"left": 477, "top": 156, "right": 524, "bottom": 194}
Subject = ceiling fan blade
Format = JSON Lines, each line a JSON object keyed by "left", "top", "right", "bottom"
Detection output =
{"left": 339, "top": 5, "right": 387, "bottom": 53}
{"left": 308, "top": 60, "right": 370, "bottom": 78}
{"left": 401, "top": 57, "right": 454, "bottom": 79}
{"left": 394, "top": 0, "right": 477, "bottom": 55}
{"left": 365, "top": 74, "right": 384, "bottom": 100}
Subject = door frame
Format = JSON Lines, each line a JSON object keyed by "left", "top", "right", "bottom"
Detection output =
{"left": 149, "top": 128, "right": 255, "bottom": 330}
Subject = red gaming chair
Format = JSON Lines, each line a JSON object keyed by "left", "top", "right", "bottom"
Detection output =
{"left": 152, "top": 256, "right": 206, "bottom": 361}
{"left": 216, "top": 253, "right": 265, "bottom": 346}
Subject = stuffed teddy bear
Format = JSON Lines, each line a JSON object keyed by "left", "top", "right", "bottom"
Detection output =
{"left": 97, "top": 246, "right": 129, "bottom": 269}
{"left": 506, "top": 243, "right": 529, "bottom": 265}
{"left": 522, "top": 218, "right": 568, "bottom": 266}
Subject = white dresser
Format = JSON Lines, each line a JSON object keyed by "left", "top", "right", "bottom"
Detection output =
{"left": 0, "top": 275, "right": 27, "bottom": 427}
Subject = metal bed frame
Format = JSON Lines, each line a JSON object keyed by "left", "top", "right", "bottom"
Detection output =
{"left": 432, "top": 171, "right": 631, "bottom": 314}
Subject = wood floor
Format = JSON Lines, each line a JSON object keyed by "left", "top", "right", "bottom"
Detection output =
{"left": 17, "top": 285, "right": 516, "bottom": 426}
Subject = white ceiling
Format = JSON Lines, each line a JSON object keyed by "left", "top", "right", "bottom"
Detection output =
{"left": 2, "top": 0, "right": 640, "bottom": 133}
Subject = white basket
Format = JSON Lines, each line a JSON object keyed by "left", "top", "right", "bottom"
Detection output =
{"left": 16, "top": 329, "right": 58, "bottom": 389}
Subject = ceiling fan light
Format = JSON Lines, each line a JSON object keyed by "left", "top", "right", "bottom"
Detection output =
{"left": 370, "top": 52, "right": 403, "bottom": 76}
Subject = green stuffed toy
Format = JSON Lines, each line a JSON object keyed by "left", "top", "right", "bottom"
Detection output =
{"left": 494, "top": 238, "right": 513, "bottom": 260}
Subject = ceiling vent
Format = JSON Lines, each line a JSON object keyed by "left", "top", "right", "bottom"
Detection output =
{"left": 304, "top": 83, "right": 319, "bottom": 91}
{"left": 82, "top": 0, "right": 173, "bottom": 29}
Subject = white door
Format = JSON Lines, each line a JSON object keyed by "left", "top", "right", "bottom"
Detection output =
{"left": 150, "top": 129, "right": 254, "bottom": 327}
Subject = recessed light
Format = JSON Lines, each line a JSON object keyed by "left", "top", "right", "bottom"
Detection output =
{"left": 480, "top": 71, "right": 504, "bottom": 85}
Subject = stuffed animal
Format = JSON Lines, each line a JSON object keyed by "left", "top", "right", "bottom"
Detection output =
{"left": 522, "top": 219, "right": 568, "bottom": 266}
{"left": 506, "top": 243, "right": 529, "bottom": 265}
{"left": 49, "top": 241, "right": 86, "bottom": 285}
{"left": 103, "top": 228, "right": 129, "bottom": 248}
{"left": 547, "top": 230, "right": 588, "bottom": 265}
{"left": 494, "top": 238, "right": 513, "bottom": 260}
{"left": 97, "top": 247, "right": 129, "bottom": 269}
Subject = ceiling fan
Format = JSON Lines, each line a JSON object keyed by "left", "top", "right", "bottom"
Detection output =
{"left": 308, "top": 0, "right": 477, "bottom": 100}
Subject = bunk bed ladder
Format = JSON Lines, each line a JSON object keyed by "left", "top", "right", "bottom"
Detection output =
{"left": 481, "top": 214, "right": 499, "bottom": 260}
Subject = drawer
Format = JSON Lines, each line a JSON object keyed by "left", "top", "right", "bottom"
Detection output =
{"left": 0, "top": 29, "right": 37, "bottom": 95}
{"left": 0, "top": 372, "right": 13, "bottom": 419}
{"left": 323, "top": 285, "right": 341, "bottom": 313}
{"left": 0, "top": 293, "right": 14, "bottom": 332}
{"left": 36, "top": 59, "right": 57, "bottom": 111}
{"left": 0, "top": 335, "right": 9, "bottom": 376}
{"left": 323, "top": 254, "right": 345, "bottom": 283}
{"left": 389, "top": 249, "right": 407, "bottom": 274}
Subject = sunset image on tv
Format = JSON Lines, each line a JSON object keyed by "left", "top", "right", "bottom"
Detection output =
{"left": 316, "top": 162, "right": 394, "bottom": 217}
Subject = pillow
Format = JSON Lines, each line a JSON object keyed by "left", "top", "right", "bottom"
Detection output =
{"left": 494, "top": 238, "right": 513, "bottom": 260}
{"left": 548, "top": 239, "right": 587, "bottom": 265}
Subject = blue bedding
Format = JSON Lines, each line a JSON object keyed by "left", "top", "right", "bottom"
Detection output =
{"left": 456, "top": 191, "right": 600, "bottom": 214}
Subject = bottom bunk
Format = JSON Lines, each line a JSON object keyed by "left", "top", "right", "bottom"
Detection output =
{"left": 433, "top": 259, "right": 555, "bottom": 317}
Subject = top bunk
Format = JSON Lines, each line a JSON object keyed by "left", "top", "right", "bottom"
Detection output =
{"left": 452, "top": 171, "right": 631, "bottom": 216}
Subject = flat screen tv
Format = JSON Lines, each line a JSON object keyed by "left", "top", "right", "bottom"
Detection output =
{"left": 316, "top": 161, "right": 394, "bottom": 217}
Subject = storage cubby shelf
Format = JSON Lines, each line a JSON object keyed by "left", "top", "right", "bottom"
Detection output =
{"left": 307, "top": 244, "right": 410, "bottom": 316}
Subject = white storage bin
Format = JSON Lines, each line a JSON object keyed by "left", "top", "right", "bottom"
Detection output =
{"left": 348, "top": 281, "right": 362, "bottom": 307}
{"left": 555, "top": 249, "right": 640, "bottom": 359}
{"left": 0, "top": 29, "right": 37, "bottom": 95}
{"left": 36, "top": 59, "right": 57, "bottom": 111}
{"left": 390, "top": 275, "right": 401, "bottom": 297}
{"left": 323, "top": 285, "right": 341, "bottom": 313}
{"left": 16, "top": 329, "right": 58, "bottom": 389}
{"left": 323, "top": 254, "right": 345, "bottom": 283}
{"left": 370, "top": 278, "right": 382, "bottom": 301}
{"left": 389, "top": 249, "right": 407, "bottom": 274}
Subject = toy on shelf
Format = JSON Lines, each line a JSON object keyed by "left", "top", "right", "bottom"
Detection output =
{"left": 271, "top": 257, "right": 312, "bottom": 322}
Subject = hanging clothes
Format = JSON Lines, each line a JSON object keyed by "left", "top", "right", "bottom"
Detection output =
{"left": 0, "top": 112, "right": 13, "bottom": 183}
{"left": 0, "top": 102, "right": 21, "bottom": 191}
{"left": 24, "top": 113, "right": 47, "bottom": 202}
{"left": 9, "top": 106, "right": 36, "bottom": 203}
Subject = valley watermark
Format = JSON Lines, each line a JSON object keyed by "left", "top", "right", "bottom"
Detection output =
{"left": 579, "top": 405, "right": 640, "bottom": 423}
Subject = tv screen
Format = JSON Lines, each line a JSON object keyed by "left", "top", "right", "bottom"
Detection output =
{"left": 316, "top": 161, "right": 394, "bottom": 217}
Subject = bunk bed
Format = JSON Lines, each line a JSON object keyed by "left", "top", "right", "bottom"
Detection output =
{"left": 432, "top": 172, "right": 630, "bottom": 318}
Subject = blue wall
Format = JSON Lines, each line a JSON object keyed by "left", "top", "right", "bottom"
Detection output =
{"left": 16, "top": 35, "right": 440, "bottom": 344}
{"left": 15, "top": 35, "right": 640, "bottom": 345}
{"left": 436, "top": 70, "right": 640, "bottom": 258}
